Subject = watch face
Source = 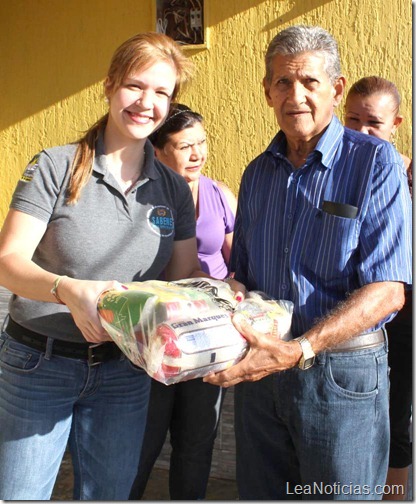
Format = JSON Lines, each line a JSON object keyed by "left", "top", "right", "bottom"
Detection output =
{"left": 296, "top": 337, "right": 315, "bottom": 370}
{"left": 303, "top": 356, "right": 315, "bottom": 369}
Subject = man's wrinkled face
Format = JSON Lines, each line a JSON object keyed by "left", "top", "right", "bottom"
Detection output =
{"left": 263, "top": 51, "right": 344, "bottom": 144}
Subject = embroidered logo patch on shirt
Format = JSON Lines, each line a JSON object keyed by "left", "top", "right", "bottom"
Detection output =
{"left": 21, "top": 154, "right": 40, "bottom": 183}
{"left": 147, "top": 205, "right": 174, "bottom": 237}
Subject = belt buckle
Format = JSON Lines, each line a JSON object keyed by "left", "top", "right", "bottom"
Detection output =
{"left": 88, "top": 343, "right": 104, "bottom": 366}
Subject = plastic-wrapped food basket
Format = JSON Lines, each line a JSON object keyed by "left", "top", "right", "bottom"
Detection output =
{"left": 97, "top": 278, "right": 293, "bottom": 385}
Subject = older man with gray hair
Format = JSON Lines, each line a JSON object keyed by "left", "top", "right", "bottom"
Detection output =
{"left": 205, "top": 25, "right": 412, "bottom": 500}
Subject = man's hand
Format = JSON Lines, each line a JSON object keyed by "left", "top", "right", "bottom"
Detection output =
{"left": 203, "top": 313, "right": 302, "bottom": 387}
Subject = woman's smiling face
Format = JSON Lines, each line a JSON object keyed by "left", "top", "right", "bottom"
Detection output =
{"left": 106, "top": 60, "right": 177, "bottom": 144}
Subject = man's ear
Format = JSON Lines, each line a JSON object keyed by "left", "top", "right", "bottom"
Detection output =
{"left": 333, "top": 76, "right": 346, "bottom": 107}
{"left": 392, "top": 114, "right": 404, "bottom": 133}
{"left": 263, "top": 77, "right": 273, "bottom": 107}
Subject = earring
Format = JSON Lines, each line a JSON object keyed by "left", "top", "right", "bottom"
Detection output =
{"left": 390, "top": 128, "right": 397, "bottom": 147}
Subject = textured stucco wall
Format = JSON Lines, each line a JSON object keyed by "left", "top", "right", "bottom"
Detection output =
{"left": 188, "top": 0, "right": 412, "bottom": 195}
{"left": 0, "top": 0, "right": 412, "bottom": 225}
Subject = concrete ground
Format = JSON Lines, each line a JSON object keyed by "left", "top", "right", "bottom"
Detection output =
{"left": 51, "top": 449, "right": 238, "bottom": 500}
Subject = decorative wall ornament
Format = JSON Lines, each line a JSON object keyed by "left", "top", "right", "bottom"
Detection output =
{"left": 155, "top": 0, "right": 208, "bottom": 48}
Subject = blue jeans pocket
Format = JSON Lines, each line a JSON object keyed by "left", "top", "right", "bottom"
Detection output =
{"left": 0, "top": 334, "right": 43, "bottom": 373}
{"left": 326, "top": 349, "right": 383, "bottom": 398}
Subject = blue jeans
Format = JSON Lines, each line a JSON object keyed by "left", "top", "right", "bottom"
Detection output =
{"left": 234, "top": 342, "right": 389, "bottom": 500}
{"left": 129, "top": 377, "right": 225, "bottom": 499}
{"left": 0, "top": 330, "right": 151, "bottom": 500}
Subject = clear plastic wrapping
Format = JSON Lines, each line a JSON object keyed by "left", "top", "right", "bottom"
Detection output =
{"left": 97, "top": 278, "right": 293, "bottom": 385}
{"left": 235, "top": 291, "right": 293, "bottom": 341}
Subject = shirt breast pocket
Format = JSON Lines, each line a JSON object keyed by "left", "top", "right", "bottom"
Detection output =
{"left": 300, "top": 209, "right": 359, "bottom": 286}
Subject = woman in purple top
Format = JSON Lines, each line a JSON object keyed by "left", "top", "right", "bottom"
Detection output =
{"left": 152, "top": 104, "right": 237, "bottom": 278}
{"left": 129, "top": 104, "right": 237, "bottom": 500}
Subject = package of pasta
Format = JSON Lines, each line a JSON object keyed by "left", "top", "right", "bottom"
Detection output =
{"left": 97, "top": 279, "right": 248, "bottom": 385}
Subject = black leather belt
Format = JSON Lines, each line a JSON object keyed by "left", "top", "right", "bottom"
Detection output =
{"left": 328, "top": 329, "right": 385, "bottom": 352}
{"left": 5, "top": 318, "right": 121, "bottom": 366}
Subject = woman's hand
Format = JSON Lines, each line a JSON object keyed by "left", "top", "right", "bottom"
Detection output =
{"left": 224, "top": 277, "right": 246, "bottom": 302}
{"left": 57, "top": 277, "right": 127, "bottom": 343}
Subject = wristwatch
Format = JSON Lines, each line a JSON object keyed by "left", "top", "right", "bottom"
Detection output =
{"left": 294, "top": 336, "right": 315, "bottom": 370}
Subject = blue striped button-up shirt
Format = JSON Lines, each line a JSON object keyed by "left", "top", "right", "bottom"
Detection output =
{"left": 231, "top": 116, "right": 412, "bottom": 337}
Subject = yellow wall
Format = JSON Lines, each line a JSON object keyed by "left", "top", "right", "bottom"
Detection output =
{"left": 1, "top": 0, "right": 411, "bottom": 225}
